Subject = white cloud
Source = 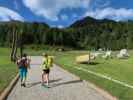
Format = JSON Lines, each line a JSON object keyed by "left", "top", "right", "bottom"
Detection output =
{"left": 22, "top": 0, "right": 91, "bottom": 21}
{"left": 0, "top": 7, "right": 24, "bottom": 21}
{"left": 92, "top": 0, "right": 110, "bottom": 9}
{"left": 85, "top": 8, "right": 133, "bottom": 21}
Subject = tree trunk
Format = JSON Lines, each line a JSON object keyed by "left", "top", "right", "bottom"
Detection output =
{"left": 10, "top": 28, "right": 18, "bottom": 62}
{"left": 13, "top": 30, "right": 18, "bottom": 61}
{"left": 10, "top": 28, "right": 16, "bottom": 62}
{"left": 20, "top": 34, "right": 23, "bottom": 58}
{"left": 20, "top": 44, "right": 23, "bottom": 58}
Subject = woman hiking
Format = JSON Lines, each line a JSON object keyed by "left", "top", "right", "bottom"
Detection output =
{"left": 41, "top": 53, "right": 53, "bottom": 87}
{"left": 16, "top": 54, "right": 30, "bottom": 87}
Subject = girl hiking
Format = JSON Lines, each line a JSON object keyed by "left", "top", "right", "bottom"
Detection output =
{"left": 41, "top": 53, "right": 53, "bottom": 87}
{"left": 16, "top": 54, "right": 30, "bottom": 87}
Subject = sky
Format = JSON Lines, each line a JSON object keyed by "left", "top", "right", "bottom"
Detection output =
{"left": 0, "top": 0, "right": 133, "bottom": 28}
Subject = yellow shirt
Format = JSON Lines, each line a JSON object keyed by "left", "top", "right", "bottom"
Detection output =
{"left": 41, "top": 56, "right": 53, "bottom": 70}
{"left": 41, "top": 57, "right": 48, "bottom": 70}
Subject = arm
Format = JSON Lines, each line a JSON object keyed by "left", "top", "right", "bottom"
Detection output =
{"left": 27, "top": 59, "right": 31, "bottom": 69}
{"left": 16, "top": 59, "right": 20, "bottom": 69}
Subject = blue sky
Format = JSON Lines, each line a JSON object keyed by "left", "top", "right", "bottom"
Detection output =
{"left": 0, "top": 0, "right": 133, "bottom": 27}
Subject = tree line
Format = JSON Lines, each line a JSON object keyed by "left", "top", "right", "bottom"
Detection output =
{"left": 0, "top": 17, "right": 133, "bottom": 51}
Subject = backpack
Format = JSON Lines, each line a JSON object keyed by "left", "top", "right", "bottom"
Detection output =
{"left": 20, "top": 58, "right": 28, "bottom": 68}
{"left": 47, "top": 56, "right": 53, "bottom": 68}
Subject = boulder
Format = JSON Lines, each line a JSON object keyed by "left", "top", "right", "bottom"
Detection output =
{"left": 76, "top": 55, "right": 90, "bottom": 64}
{"left": 98, "top": 48, "right": 103, "bottom": 52}
{"left": 90, "top": 55, "right": 95, "bottom": 60}
{"left": 102, "top": 51, "right": 112, "bottom": 59}
{"left": 58, "top": 48, "right": 65, "bottom": 52}
{"left": 117, "top": 49, "right": 129, "bottom": 59}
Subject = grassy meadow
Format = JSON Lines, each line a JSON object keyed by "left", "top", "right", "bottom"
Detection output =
{"left": 53, "top": 51, "right": 133, "bottom": 100}
{"left": 0, "top": 48, "right": 17, "bottom": 94}
{"left": 26, "top": 48, "right": 133, "bottom": 100}
{"left": 0, "top": 47, "right": 133, "bottom": 100}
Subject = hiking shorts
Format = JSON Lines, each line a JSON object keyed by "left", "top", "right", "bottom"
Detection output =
{"left": 43, "top": 69, "right": 50, "bottom": 74}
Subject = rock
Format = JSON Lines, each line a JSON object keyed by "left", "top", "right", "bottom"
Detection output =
{"left": 117, "top": 49, "right": 129, "bottom": 59}
{"left": 98, "top": 48, "right": 103, "bottom": 52}
{"left": 102, "top": 51, "right": 112, "bottom": 59}
{"left": 58, "top": 48, "right": 65, "bottom": 52}
{"left": 76, "top": 55, "right": 90, "bottom": 64}
{"left": 90, "top": 55, "right": 95, "bottom": 60}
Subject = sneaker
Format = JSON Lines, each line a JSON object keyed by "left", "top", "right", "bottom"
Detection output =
{"left": 41, "top": 83, "right": 44, "bottom": 86}
{"left": 21, "top": 83, "right": 23, "bottom": 87}
{"left": 44, "top": 84, "right": 50, "bottom": 88}
{"left": 23, "top": 83, "right": 26, "bottom": 87}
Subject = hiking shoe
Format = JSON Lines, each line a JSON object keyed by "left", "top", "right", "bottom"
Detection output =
{"left": 44, "top": 84, "right": 50, "bottom": 88}
{"left": 23, "top": 83, "right": 26, "bottom": 87}
{"left": 41, "top": 83, "right": 44, "bottom": 86}
{"left": 21, "top": 83, "right": 23, "bottom": 87}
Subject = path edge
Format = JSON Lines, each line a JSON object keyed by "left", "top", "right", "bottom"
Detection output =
{"left": 54, "top": 64, "right": 117, "bottom": 100}
{"left": 0, "top": 74, "right": 19, "bottom": 100}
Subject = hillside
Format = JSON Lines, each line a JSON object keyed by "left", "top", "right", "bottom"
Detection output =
{"left": 68, "top": 16, "right": 133, "bottom": 50}
{"left": 70, "top": 16, "right": 116, "bottom": 28}
{"left": 0, "top": 16, "right": 133, "bottom": 50}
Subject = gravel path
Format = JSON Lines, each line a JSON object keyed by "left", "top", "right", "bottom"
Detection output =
{"left": 7, "top": 56, "right": 108, "bottom": 100}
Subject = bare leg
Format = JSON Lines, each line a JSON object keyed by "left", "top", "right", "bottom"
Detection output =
{"left": 48, "top": 73, "right": 49, "bottom": 84}
{"left": 42, "top": 72, "right": 45, "bottom": 83}
{"left": 45, "top": 74, "right": 49, "bottom": 86}
{"left": 42, "top": 73, "right": 43, "bottom": 83}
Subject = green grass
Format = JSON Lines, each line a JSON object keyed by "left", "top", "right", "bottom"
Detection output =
{"left": 0, "top": 47, "right": 17, "bottom": 94}
{"left": 1, "top": 47, "right": 133, "bottom": 99}
{"left": 22, "top": 48, "right": 133, "bottom": 99}
{"left": 0, "top": 47, "right": 11, "bottom": 56}
{"left": 53, "top": 51, "right": 133, "bottom": 100}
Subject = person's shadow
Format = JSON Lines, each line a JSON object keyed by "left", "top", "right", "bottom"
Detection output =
{"left": 26, "top": 78, "right": 62, "bottom": 88}
{"left": 26, "top": 81, "right": 41, "bottom": 88}
{"left": 51, "top": 80, "right": 83, "bottom": 88}
{"left": 26, "top": 79, "right": 82, "bottom": 88}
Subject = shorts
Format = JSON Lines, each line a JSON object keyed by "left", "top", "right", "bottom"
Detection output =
{"left": 43, "top": 69, "right": 50, "bottom": 74}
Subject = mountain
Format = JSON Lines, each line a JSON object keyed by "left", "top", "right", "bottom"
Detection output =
{"left": 70, "top": 16, "right": 116, "bottom": 28}
{"left": 68, "top": 16, "right": 133, "bottom": 50}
